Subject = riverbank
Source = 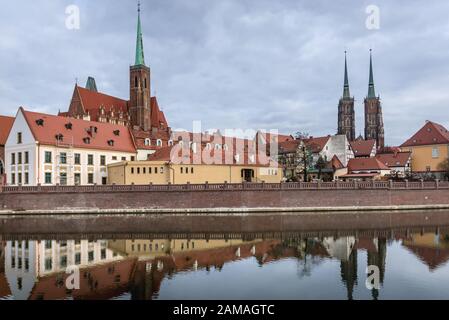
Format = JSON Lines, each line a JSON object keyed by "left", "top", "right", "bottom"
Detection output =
{"left": 1, "top": 181, "right": 449, "bottom": 214}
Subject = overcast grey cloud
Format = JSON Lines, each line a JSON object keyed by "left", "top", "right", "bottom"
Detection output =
{"left": 1, "top": 0, "right": 449, "bottom": 145}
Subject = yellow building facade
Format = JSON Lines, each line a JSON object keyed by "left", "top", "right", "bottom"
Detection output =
{"left": 107, "top": 160, "right": 283, "bottom": 185}
{"left": 400, "top": 144, "right": 449, "bottom": 174}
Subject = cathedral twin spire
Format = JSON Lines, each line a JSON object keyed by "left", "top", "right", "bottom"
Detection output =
{"left": 341, "top": 50, "right": 377, "bottom": 100}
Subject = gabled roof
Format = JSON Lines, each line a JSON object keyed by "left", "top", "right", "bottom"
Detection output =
{"left": 331, "top": 155, "right": 345, "bottom": 170}
{"left": 400, "top": 121, "right": 449, "bottom": 147}
{"left": 278, "top": 135, "right": 330, "bottom": 154}
{"left": 77, "top": 85, "right": 128, "bottom": 120}
{"left": 347, "top": 157, "right": 390, "bottom": 172}
{"left": 256, "top": 131, "right": 294, "bottom": 144}
{"left": 376, "top": 151, "right": 412, "bottom": 167}
{"left": 349, "top": 139, "right": 376, "bottom": 157}
{"left": 150, "top": 97, "right": 168, "bottom": 129}
{"left": 147, "top": 145, "right": 278, "bottom": 167}
{"left": 20, "top": 108, "right": 136, "bottom": 153}
{"left": 0, "top": 115, "right": 14, "bottom": 145}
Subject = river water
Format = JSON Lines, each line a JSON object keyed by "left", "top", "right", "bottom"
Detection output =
{"left": 1, "top": 210, "right": 449, "bottom": 300}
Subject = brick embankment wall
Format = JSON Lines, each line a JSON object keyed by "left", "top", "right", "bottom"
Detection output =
{"left": 1, "top": 188, "right": 449, "bottom": 212}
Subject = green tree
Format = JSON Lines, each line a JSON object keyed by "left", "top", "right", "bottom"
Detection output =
{"left": 438, "top": 158, "right": 449, "bottom": 180}
{"left": 315, "top": 155, "right": 327, "bottom": 180}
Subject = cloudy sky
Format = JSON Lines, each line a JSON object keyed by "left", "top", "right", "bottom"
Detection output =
{"left": 1, "top": 0, "right": 449, "bottom": 145}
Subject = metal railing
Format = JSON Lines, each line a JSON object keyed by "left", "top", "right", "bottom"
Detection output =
{"left": 0, "top": 180, "right": 448, "bottom": 194}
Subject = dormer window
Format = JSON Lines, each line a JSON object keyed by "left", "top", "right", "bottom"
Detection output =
{"left": 83, "top": 137, "right": 91, "bottom": 144}
{"left": 36, "top": 119, "right": 44, "bottom": 126}
{"left": 168, "top": 140, "right": 174, "bottom": 146}
{"left": 113, "top": 130, "right": 120, "bottom": 136}
{"left": 145, "top": 138, "right": 151, "bottom": 146}
{"left": 55, "top": 134, "right": 64, "bottom": 141}
{"left": 65, "top": 123, "right": 72, "bottom": 130}
{"left": 157, "top": 139, "right": 162, "bottom": 147}
{"left": 108, "top": 140, "right": 115, "bottom": 146}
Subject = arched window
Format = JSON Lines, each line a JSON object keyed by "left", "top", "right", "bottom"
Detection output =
{"left": 223, "top": 144, "right": 228, "bottom": 151}
{"left": 0, "top": 159, "right": 4, "bottom": 175}
{"left": 157, "top": 139, "right": 162, "bottom": 147}
{"left": 206, "top": 143, "right": 211, "bottom": 150}
{"left": 144, "top": 78, "right": 147, "bottom": 88}
{"left": 168, "top": 140, "right": 174, "bottom": 146}
{"left": 135, "top": 77, "right": 138, "bottom": 88}
{"left": 144, "top": 138, "right": 151, "bottom": 146}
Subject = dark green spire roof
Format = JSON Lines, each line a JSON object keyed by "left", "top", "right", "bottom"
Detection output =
{"left": 343, "top": 51, "right": 351, "bottom": 99}
{"left": 135, "top": 2, "right": 145, "bottom": 66}
{"left": 85, "top": 76, "right": 98, "bottom": 92}
{"left": 367, "top": 49, "right": 376, "bottom": 98}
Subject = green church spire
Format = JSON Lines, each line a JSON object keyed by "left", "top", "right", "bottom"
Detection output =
{"left": 135, "top": 1, "right": 145, "bottom": 66}
{"left": 367, "top": 49, "right": 376, "bottom": 98}
{"left": 343, "top": 51, "right": 351, "bottom": 99}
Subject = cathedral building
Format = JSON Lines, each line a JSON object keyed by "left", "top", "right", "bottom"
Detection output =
{"left": 62, "top": 4, "right": 172, "bottom": 159}
{"left": 337, "top": 50, "right": 385, "bottom": 149}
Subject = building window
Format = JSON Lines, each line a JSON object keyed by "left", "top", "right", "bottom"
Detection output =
{"left": 45, "top": 240, "right": 52, "bottom": 249}
{"left": 74, "top": 173, "right": 81, "bottom": 185}
{"left": 88, "top": 154, "right": 94, "bottom": 165}
{"left": 24, "top": 172, "right": 29, "bottom": 185}
{"left": 131, "top": 156, "right": 135, "bottom": 161}
{"left": 17, "top": 132, "right": 22, "bottom": 144}
{"left": 45, "top": 172, "right": 52, "bottom": 184}
{"left": 88, "top": 173, "right": 94, "bottom": 184}
{"left": 17, "top": 172, "right": 22, "bottom": 185}
{"left": 180, "top": 167, "right": 183, "bottom": 174}
{"left": 168, "top": 140, "right": 173, "bottom": 146}
{"left": 11, "top": 153, "right": 15, "bottom": 165}
{"left": 75, "top": 253, "right": 81, "bottom": 265}
{"left": 60, "top": 152, "right": 67, "bottom": 164}
{"left": 157, "top": 139, "right": 162, "bottom": 147}
{"left": 60, "top": 173, "right": 67, "bottom": 185}
{"left": 432, "top": 147, "right": 439, "bottom": 159}
{"left": 101, "top": 248, "right": 106, "bottom": 260}
{"left": 131, "top": 167, "right": 134, "bottom": 174}
{"left": 45, "top": 258, "right": 52, "bottom": 271}
{"left": 11, "top": 172, "right": 16, "bottom": 188}
{"left": 88, "top": 251, "right": 94, "bottom": 262}
{"left": 155, "top": 167, "right": 158, "bottom": 174}
{"left": 160, "top": 167, "right": 164, "bottom": 174}
{"left": 121, "top": 157, "right": 126, "bottom": 161}
{"left": 18, "top": 152, "right": 22, "bottom": 164}
{"left": 112, "top": 156, "right": 117, "bottom": 161}
{"left": 74, "top": 153, "right": 81, "bottom": 165}
{"left": 145, "top": 139, "right": 151, "bottom": 146}
{"left": 191, "top": 167, "right": 194, "bottom": 174}
{"left": 60, "top": 256, "right": 67, "bottom": 268}
{"left": 143, "top": 167, "right": 146, "bottom": 174}
{"left": 25, "top": 152, "right": 29, "bottom": 164}
{"left": 100, "top": 155, "right": 106, "bottom": 166}
{"left": 137, "top": 167, "right": 140, "bottom": 174}
{"left": 45, "top": 151, "right": 52, "bottom": 163}
{"left": 148, "top": 167, "right": 152, "bottom": 174}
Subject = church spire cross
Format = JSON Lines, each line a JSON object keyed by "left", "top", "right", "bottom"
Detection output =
{"left": 367, "top": 49, "right": 376, "bottom": 98}
{"left": 135, "top": 1, "right": 145, "bottom": 66}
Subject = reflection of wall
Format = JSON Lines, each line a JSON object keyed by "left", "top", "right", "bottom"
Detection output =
{"left": 4, "top": 240, "right": 124, "bottom": 300}
{"left": 108, "top": 239, "right": 258, "bottom": 260}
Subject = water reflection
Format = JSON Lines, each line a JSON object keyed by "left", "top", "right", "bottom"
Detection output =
{"left": 1, "top": 230, "right": 449, "bottom": 300}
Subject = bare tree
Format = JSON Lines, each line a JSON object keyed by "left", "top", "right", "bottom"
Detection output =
{"left": 438, "top": 158, "right": 449, "bottom": 180}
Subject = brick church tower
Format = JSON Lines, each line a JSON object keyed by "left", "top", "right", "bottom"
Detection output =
{"left": 129, "top": 3, "right": 151, "bottom": 131}
{"left": 364, "top": 50, "right": 384, "bottom": 149}
{"left": 337, "top": 52, "right": 355, "bottom": 141}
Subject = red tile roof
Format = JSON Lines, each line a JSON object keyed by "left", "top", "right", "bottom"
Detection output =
{"left": 0, "top": 115, "right": 14, "bottom": 145}
{"left": 147, "top": 145, "right": 278, "bottom": 167}
{"left": 401, "top": 121, "right": 449, "bottom": 147}
{"left": 331, "top": 155, "right": 345, "bottom": 170}
{"left": 347, "top": 157, "right": 390, "bottom": 172}
{"left": 257, "top": 132, "right": 294, "bottom": 144}
{"left": 376, "top": 152, "right": 411, "bottom": 167}
{"left": 278, "top": 136, "right": 330, "bottom": 154}
{"left": 21, "top": 108, "right": 137, "bottom": 153}
{"left": 150, "top": 97, "right": 168, "bottom": 129}
{"left": 349, "top": 139, "right": 376, "bottom": 157}
{"left": 77, "top": 86, "right": 128, "bottom": 121}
